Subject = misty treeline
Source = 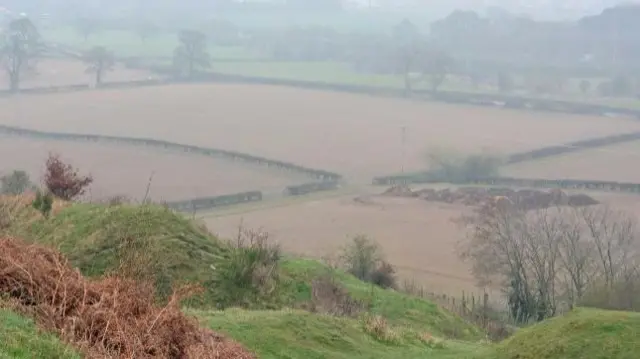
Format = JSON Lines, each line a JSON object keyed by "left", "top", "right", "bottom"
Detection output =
{"left": 4, "top": 2, "right": 640, "bottom": 96}
{"left": 458, "top": 201, "right": 640, "bottom": 324}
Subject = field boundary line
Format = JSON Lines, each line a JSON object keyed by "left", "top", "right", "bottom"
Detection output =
{"left": 0, "top": 124, "right": 349, "bottom": 210}
{"left": 372, "top": 130, "right": 640, "bottom": 187}
{"left": 18, "top": 45, "right": 640, "bottom": 119}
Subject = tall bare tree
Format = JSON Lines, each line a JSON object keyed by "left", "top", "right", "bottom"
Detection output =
{"left": 458, "top": 202, "right": 640, "bottom": 321}
{"left": 0, "top": 17, "right": 40, "bottom": 92}
{"left": 173, "top": 30, "right": 211, "bottom": 78}
{"left": 83, "top": 46, "right": 115, "bottom": 86}
{"left": 75, "top": 17, "right": 99, "bottom": 42}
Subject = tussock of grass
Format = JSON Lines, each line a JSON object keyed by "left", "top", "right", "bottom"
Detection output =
{"left": 194, "top": 308, "right": 483, "bottom": 359}
{"left": 0, "top": 309, "right": 80, "bottom": 359}
{"left": 481, "top": 308, "right": 640, "bottom": 359}
{"left": 6, "top": 201, "right": 224, "bottom": 306}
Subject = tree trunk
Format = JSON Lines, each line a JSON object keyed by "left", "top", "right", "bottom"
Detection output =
{"left": 9, "top": 72, "right": 19, "bottom": 92}
{"left": 95, "top": 68, "right": 102, "bottom": 86}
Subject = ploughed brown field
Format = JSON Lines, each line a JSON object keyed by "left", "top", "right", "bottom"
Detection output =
{"left": 504, "top": 140, "right": 640, "bottom": 183}
{"left": 0, "top": 136, "right": 308, "bottom": 202}
{"left": 5, "top": 81, "right": 640, "bottom": 296}
{"left": 204, "top": 192, "right": 480, "bottom": 294}
{"left": 204, "top": 187, "right": 640, "bottom": 295}
{"left": 0, "top": 58, "right": 157, "bottom": 90}
{"left": 1, "top": 83, "right": 639, "bottom": 183}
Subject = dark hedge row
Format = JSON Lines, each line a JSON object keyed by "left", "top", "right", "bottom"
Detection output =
{"left": 0, "top": 124, "right": 342, "bottom": 182}
{"left": 165, "top": 190, "right": 263, "bottom": 212}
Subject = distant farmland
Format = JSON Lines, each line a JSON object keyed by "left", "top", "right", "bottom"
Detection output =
{"left": 1, "top": 83, "right": 639, "bottom": 183}
{"left": 503, "top": 140, "right": 640, "bottom": 183}
{"left": 0, "top": 136, "right": 308, "bottom": 202}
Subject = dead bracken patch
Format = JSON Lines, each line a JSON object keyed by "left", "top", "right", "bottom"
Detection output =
{"left": 0, "top": 236, "right": 255, "bottom": 359}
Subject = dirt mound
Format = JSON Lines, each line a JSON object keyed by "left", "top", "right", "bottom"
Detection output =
{"left": 0, "top": 236, "right": 255, "bottom": 359}
{"left": 394, "top": 187, "right": 599, "bottom": 211}
{"left": 382, "top": 185, "right": 416, "bottom": 197}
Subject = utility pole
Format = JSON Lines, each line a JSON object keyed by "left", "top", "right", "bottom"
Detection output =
{"left": 401, "top": 126, "right": 406, "bottom": 174}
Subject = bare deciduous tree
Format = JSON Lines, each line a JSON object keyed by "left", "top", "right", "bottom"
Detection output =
{"left": 0, "top": 17, "right": 40, "bottom": 92}
{"left": 83, "top": 46, "right": 115, "bottom": 86}
{"left": 458, "top": 202, "right": 640, "bottom": 321}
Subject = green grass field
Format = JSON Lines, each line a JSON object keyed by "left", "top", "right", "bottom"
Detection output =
{"left": 43, "top": 26, "right": 640, "bottom": 110}
{"left": 0, "top": 309, "right": 79, "bottom": 359}
{"left": 45, "top": 27, "right": 261, "bottom": 59}
{"left": 3, "top": 199, "right": 640, "bottom": 358}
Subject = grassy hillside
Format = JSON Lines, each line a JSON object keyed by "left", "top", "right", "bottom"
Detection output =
{"left": 0, "top": 309, "right": 79, "bottom": 359}
{"left": 6, "top": 200, "right": 224, "bottom": 305}
{"left": 1, "top": 199, "right": 489, "bottom": 358}
{"left": 282, "top": 259, "right": 483, "bottom": 340}
{"left": 482, "top": 308, "right": 640, "bottom": 359}
{"left": 196, "top": 308, "right": 486, "bottom": 359}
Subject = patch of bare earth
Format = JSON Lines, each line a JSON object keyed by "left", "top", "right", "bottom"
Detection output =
{"left": 0, "top": 84, "right": 639, "bottom": 182}
{"left": 0, "top": 136, "right": 308, "bottom": 202}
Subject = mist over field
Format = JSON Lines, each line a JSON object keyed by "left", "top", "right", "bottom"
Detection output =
{"left": 0, "top": 1, "right": 639, "bottom": 358}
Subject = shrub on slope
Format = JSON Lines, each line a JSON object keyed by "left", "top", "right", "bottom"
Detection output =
{"left": 482, "top": 308, "right": 640, "bottom": 359}
{"left": 0, "top": 236, "right": 255, "bottom": 358}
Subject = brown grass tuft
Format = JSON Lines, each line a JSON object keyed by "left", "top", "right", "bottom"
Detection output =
{"left": 0, "top": 236, "right": 255, "bottom": 359}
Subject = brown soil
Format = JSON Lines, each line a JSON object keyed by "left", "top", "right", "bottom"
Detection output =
{"left": 0, "top": 58, "right": 158, "bottom": 89}
{"left": 1, "top": 84, "right": 638, "bottom": 183}
{"left": 203, "top": 193, "right": 480, "bottom": 295}
{"left": 504, "top": 140, "right": 640, "bottom": 183}
{"left": 0, "top": 136, "right": 308, "bottom": 202}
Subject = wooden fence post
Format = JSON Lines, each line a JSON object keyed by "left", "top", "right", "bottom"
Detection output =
{"left": 483, "top": 292, "right": 489, "bottom": 329}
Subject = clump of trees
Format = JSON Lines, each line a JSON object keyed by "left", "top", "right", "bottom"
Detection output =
{"left": 340, "top": 235, "right": 397, "bottom": 289}
{"left": 173, "top": 30, "right": 211, "bottom": 78}
{"left": 0, "top": 170, "right": 35, "bottom": 195}
{"left": 83, "top": 46, "right": 115, "bottom": 86}
{"left": 425, "top": 150, "right": 503, "bottom": 183}
{"left": 458, "top": 202, "right": 640, "bottom": 324}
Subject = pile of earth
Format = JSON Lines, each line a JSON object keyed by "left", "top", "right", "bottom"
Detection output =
{"left": 383, "top": 185, "right": 599, "bottom": 210}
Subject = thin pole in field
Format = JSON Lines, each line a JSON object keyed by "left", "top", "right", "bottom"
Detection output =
{"left": 401, "top": 126, "right": 406, "bottom": 174}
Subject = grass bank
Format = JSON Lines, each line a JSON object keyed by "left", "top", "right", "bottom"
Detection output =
{"left": 480, "top": 308, "right": 640, "bottom": 359}
{"left": 0, "top": 309, "right": 80, "bottom": 359}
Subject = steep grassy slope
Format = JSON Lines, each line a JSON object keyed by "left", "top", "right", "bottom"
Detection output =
{"left": 6, "top": 199, "right": 224, "bottom": 305}
{"left": 481, "top": 308, "right": 640, "bottom": 359}
{"left": 0, "top": 309, "right": 80, "bottom": 359}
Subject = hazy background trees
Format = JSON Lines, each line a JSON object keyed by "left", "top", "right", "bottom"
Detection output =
{"left": 0, "top": 17, "right": 41, "bottom": 91}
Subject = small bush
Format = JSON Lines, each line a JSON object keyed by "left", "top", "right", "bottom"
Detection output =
{"left": 0, "top": 170, "right": 34, "bottom": 195}
{"left": 425, "top": 150, "right": 502, "bottom": 183}
{"left": 211, "top": 227, "right": 282, "bottom": 309}
{"left": 32, "top": 190, "right": 53, "bottom": 218}
{"left": 340, "top": 235, "right": 397, "bottom": 289}
{"left": 44, "top": 153, "right": 93, "bottom": 201}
